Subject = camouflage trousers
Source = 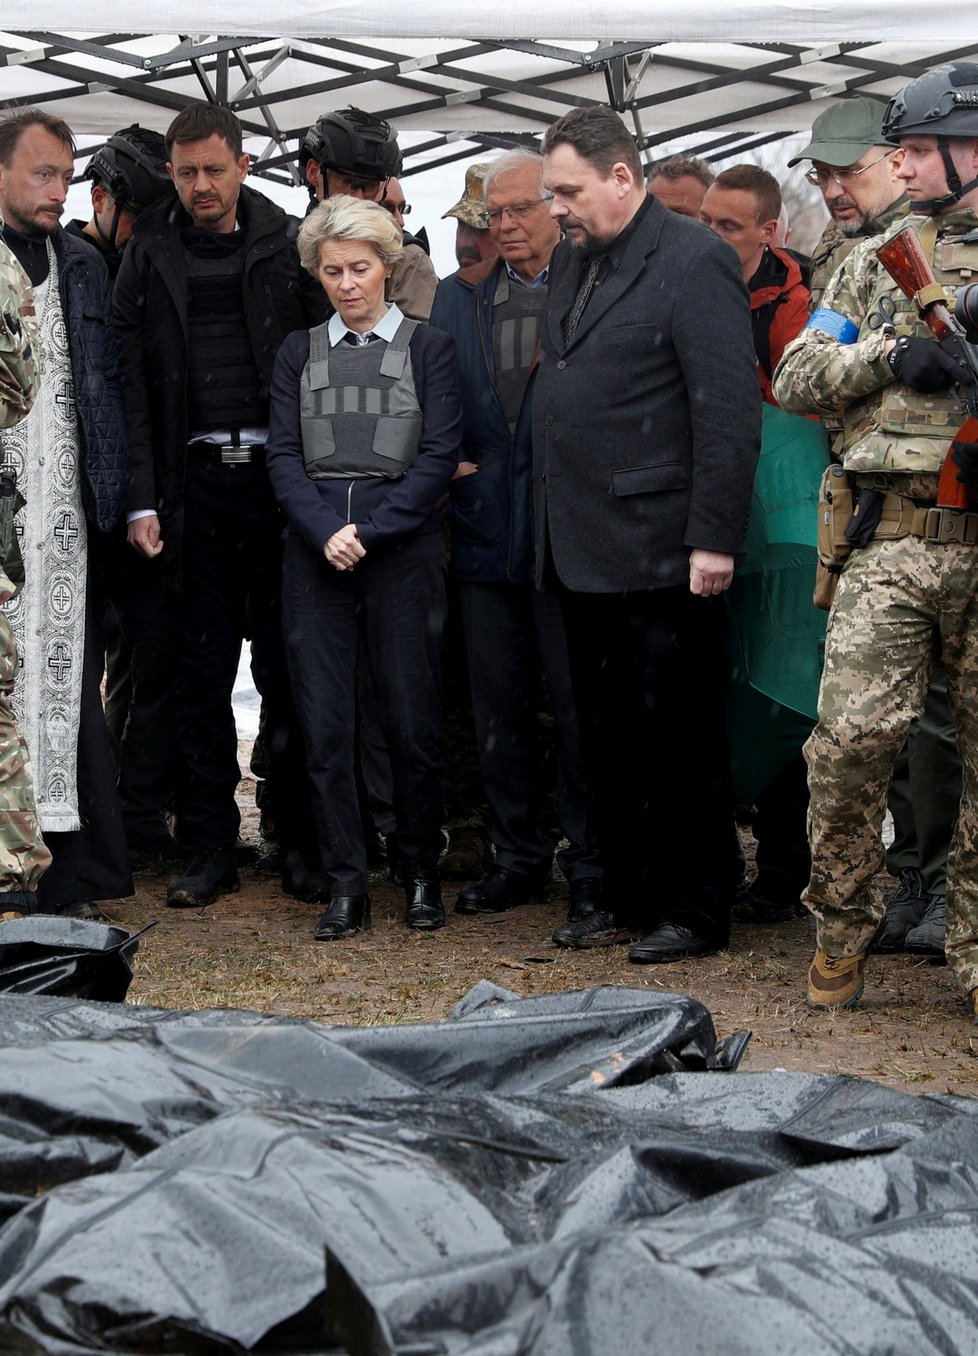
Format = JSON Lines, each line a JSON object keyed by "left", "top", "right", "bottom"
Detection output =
{"left": 803, "top": 533, "right": 978, "bottom": 993}
{"left": 0, "top": 610, "right": 50, "bottom": 894}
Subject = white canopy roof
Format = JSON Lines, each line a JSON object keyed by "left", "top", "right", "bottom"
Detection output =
{"left": 1, "top": 5, "right": 976, "bottom": 188}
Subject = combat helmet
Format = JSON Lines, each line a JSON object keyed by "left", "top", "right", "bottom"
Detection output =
{"left": 87, "top": 125, "right": 173, "bottom": 215}
{"left": 301, "top": 107, "right": 402, "bottom": 188}
{"left": 883, "top": 63, "right": 978, "bottom": 211}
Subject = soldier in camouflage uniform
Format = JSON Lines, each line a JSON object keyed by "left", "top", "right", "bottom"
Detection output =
{"left": 773, "top": 62, "right": 978, "bottom": 1020}
{"left": 0, "top": 212, "right": 51, "bottom": 917}
{"left": 793, "top": 101, "right": 961, "bottom": 960}
{"left": 788, "top": 98, "right": 908, "bottom": 312}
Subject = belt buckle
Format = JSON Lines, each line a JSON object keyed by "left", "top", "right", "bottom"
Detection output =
{"left": 924, "top": 507, "right": 978, "bottom": 545}
{"left": 220, "top": 444, "right": 252, "bottom": 465}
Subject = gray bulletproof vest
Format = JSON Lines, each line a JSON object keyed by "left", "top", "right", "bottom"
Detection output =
{"left": 491, "top": 272, "right": 547, "bottom": 436}
{"left": 300, "top": 317, "right": 422, "bottom": 479}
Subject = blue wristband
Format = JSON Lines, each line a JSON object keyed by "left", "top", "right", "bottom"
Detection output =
{"left": 805, "top": 308, "right": 859, "bottom": 344}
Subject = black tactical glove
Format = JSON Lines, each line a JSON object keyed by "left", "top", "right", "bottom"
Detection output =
{"left": 951, "top": 438, "right": 978, "bottom": 489}
{"left": 888, "top": 335, "right": 971, "bottom": 393}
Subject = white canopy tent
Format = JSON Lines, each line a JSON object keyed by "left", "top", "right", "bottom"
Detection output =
{"left": 0, "top": 6, "right": 976, "bottom": 192}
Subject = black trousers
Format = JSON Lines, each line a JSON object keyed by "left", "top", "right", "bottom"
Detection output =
{"left": 458, "top": 578, "right": 600, "bottom": 881}
{"left": 94, "top": 529, "right": 178, "bottom": 846}
{"left": 558, "top": 584, "right": 734, "bottom": 941}
{"left": 36, "top": 587, "right": 133, "bottom": 908}
{"left": 282, "top": 525, "right": 447, "bottom": 895}
{"left": 173, "top": 455, "right": 313, "bottom": 852}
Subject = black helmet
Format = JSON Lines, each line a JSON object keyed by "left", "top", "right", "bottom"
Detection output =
{"left": 86, "top": 125, "right": 174, "bottom": 212}
{"left": 300, "top": 107, "right": 401, "bottom": 181}
{"left": 883, "top": 63, "right": 978, "bottom": 143}
{"left": 883, "top": 63, "right": 978, "bottom": 213}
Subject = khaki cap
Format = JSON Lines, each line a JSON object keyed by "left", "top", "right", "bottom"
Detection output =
{"left": 442, "top": 161, "right": 492, "bottom": 228}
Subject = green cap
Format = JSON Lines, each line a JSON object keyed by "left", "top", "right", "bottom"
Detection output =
{"left": 787, "top": 98, "right": 888, "bottom": 167}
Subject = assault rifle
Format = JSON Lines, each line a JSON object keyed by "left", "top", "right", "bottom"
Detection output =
{"left": 875, "top": 226, "right": 978, "bottom": 510}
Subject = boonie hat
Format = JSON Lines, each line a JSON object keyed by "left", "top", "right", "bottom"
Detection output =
{"left": 787, "top": 98, "right": 888, "bottom": 167}
{"left": 442, "top": 162, "right": 492, "bottom": 228}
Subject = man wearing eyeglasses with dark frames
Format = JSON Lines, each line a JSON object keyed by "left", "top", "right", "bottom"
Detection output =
{"left": 788, "top": 98, "right": 907, "bottom": 311}
{"left": 788, "top": 97, "right": 957, "bottom": 968}
{"left": 430, "top": 149, "right": 604, "bottom": 926}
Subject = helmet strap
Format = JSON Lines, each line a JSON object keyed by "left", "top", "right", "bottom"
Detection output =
{"left": 93, "top": 196, "right": 123, "bottom": 254}
{"left": 915, "top": 136, "right": 978, "bottom": 214}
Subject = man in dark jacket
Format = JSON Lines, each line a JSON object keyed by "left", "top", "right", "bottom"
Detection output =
{"left": 535, "top": 106, "right": 760, "bottom": 961}
{"left": 0, "top": 108, "right": 133, "bottom": 917}
{"left": 430, "top": 149, "right": 602, "bottom": 929}
{"left": 115, "top": 102, "right": 327, "bottom": 908}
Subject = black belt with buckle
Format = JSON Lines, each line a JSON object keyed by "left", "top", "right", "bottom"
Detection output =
{"left": 193, "top": 442, "right": 265, "bottom": 465}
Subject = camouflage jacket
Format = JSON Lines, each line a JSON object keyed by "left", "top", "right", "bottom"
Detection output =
{"left": 0, "top": 224, "right": 37, "bottom": 598}
{"left": 0, "top": 228, "right": 37, "bottom": 430}
{"left": 807, "top": 194, "right": 909, "bottom": 312}
{"left": 773, "top": 208, "right": 978, "bottom": 475}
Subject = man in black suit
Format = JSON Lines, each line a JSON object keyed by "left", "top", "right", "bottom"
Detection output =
{"left": 534, "top": 106, "right": 760, "bottom": 961}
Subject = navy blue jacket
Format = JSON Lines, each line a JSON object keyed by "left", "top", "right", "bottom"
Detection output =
{"left": 54, "top": 229, "right": 128, "bottom": 532}
{"left": 266, "top": 324, "right": 461, "bottom": 554}
{"left": 429, "top": 261, "right": 536, "bottom": 583}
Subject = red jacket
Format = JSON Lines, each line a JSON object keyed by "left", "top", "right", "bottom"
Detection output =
{"left": 749, "top": 245, "right": 809, "bottom": 407}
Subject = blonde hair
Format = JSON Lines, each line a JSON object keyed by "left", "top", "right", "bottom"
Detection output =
{"left": 298, "top": 195, "right": 404, "bottom": 276}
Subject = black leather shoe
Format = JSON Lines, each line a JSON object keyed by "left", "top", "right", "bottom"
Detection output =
{"left": 628, "top": 922, "right": 723, "bottom": 964}
{"left": 456, "top": 865, "right": 550, "bottom": 914}
{"left": 567, "top": 877, "right": 605, "bottom": 923}
{"left": 167, "top": 849, "right": 239, "bottom": 908}
{"left": 405, "top": 876, "right": 446, "bottom": 930}
{"left": 552, "top": 909, "right": 631, "bottom": 949}
{"left": 873, "top": 868, "right": 929, "bottom": 952}
{"left": 314, "top": 894, "right": 370, "bottom": 940}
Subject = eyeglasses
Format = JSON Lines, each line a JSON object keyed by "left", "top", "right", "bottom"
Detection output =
{"left": 483, "top": 197, "right": 552, "bottom": 226}
{"left": 803, "top": 150, "right": 894, "bottom": 188}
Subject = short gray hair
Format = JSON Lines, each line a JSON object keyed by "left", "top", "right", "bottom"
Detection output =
{"left": 297, "top": 194, "right": 403, "bottom": 276}
{"left": 482, "top": 149, "right": 544, "bottom": 199}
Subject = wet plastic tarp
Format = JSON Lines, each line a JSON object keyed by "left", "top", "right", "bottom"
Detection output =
{"left": 0, "top": 983, "right": 976, "bottom": 1354}
{"left": 0, "top": 916, "right": 153, "bottom": 1001}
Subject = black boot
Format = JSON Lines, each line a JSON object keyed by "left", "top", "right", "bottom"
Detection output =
{"left": 404, "top": 874, "right": 445, "bottom": 930}
{"left": 314, "top": 894, "right": 370, "bottom": 940}
{"left": 166, "top": 848, "right": 239, "bottom": 908}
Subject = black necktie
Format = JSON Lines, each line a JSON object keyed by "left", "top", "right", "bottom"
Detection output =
{"left": 564, "top": 257, "right": 600, "bottom": 344}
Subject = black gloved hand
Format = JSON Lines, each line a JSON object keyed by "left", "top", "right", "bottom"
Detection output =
{"left": 889, "top": 335, "right": 972, "bottom": 393}
{"left": 951, "top": 439, "right": 978, "bottom": 487}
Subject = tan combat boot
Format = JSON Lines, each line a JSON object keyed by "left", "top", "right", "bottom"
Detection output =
{"left": 807, "top": 947, "right": 866, "bottom": 1010}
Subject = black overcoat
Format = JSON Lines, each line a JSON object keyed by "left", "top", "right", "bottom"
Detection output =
{"left": 533, "top": 195, "right": 761, "bottom": 593}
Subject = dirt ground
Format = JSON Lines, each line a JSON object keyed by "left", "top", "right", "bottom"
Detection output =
{"left": 105, "top": 754, "right": 978, "bottom": 1100}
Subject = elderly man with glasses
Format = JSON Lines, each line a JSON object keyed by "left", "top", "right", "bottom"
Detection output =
{"left": 429, "top": 149, "right": 604, "bottom": 927}
{"left": 789, "top": 97, "right": 907, "bottom": 310}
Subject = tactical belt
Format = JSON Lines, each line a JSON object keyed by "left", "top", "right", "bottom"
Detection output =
{"left": 875, "top": 493, "right": 978, "bottom": 546}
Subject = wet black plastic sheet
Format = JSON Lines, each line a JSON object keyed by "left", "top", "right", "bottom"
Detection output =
{"left": 0, "top": 917, "right": 154, "bottom": 1001}
{"left": 0, "top": 984, "right": 975, "bottom": 1354}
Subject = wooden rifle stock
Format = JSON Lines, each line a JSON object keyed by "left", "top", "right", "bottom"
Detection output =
{"left": 875, "top": 226, "right": 975, "bottom": 509}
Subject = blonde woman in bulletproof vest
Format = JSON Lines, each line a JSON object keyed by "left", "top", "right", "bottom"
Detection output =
{"left": 266, "top": 195, "right": 463, "bottom": 942}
